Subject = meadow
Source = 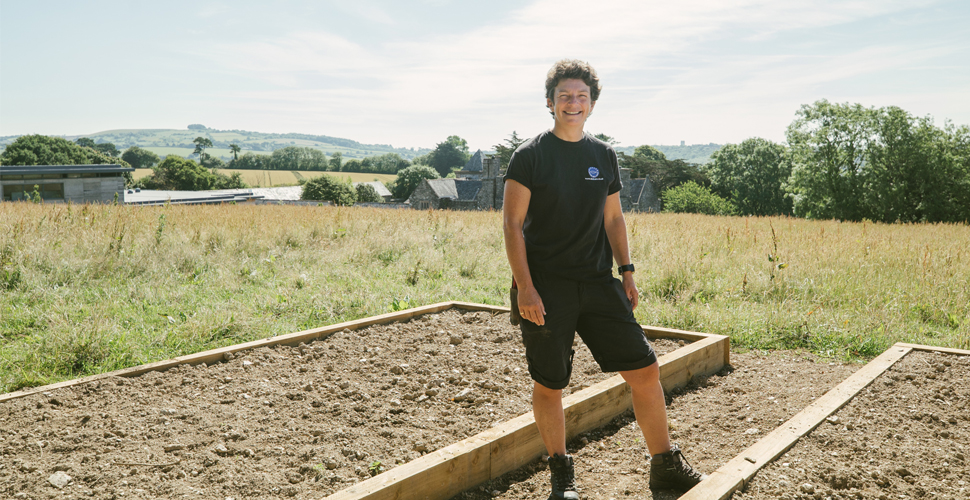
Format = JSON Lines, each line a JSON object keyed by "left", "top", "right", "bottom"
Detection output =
{"left": 132, "top": 168, "right": 396, "bottom": 187}
{"left": 0, "top": 203, "right": 967, "bottom": 393}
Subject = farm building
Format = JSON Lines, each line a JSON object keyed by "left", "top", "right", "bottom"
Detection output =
{"left": 352, "top": 181, "right": 393, "bottom": 202}
{"left": 408, "top": 151, "right": 504, "bottom": 210}
{"left": 619, "top": 167, "right": 661, "bottom": 213}
{"left": 0, "top": 164, "right": 133, "bottom": 203}
{"left": 407, "top": 149, "right": 660, "bottom": 212}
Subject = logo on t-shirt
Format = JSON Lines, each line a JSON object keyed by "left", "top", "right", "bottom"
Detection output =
{"left": 586, "top": 166, "right": 602, "bottom": 180}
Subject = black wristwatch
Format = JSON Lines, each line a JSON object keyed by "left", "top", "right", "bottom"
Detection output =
{"left": 618, "top": 264, "right": 635, "bottom": 274}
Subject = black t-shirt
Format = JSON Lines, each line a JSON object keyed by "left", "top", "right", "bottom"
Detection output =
{"left": 504, "top": 130, "right": 622, "bottom": 282}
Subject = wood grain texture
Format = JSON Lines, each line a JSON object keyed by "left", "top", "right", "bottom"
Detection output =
{"left": 895, "top": 343, "right": 970, "bottom": 355}
{"left": 324, "top": 333, "right": 729, "bottom": 500}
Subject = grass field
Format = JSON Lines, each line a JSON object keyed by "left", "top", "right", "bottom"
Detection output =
{"left": 132, "top": 168, "right": 395, "bottom": 188}
{"left": 1, "top": 204, "right": 967, "bottom": 393}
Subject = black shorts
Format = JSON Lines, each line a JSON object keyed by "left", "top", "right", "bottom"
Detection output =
{"left": 519, "top": 273, "right": 657, "bottom": 390}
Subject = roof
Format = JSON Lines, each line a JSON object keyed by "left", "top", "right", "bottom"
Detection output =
{"left": 352, "top": 181, "right": 392, "bottom": 197}
{"left": 628, "top": 179, "right": 646, "bottom": 204}
{"left": 425, "top": 179, "right": 459, "bottom": 200}
{"left": 454, "top": 179, "right": 481, "bottom": 201}
{"left": 462, "top": 150, "right": 484, "bottom": 172}
{"left": 0, "top": 164, "right": 134, "bottom": 175}
{"left": 422, "top": 178, "right": 482, "bottom": 202}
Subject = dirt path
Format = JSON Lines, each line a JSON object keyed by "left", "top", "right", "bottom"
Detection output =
{"left": 1, "top": 309, "right": 963, "bottom": 500}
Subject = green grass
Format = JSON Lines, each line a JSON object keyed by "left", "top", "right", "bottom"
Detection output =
{"left": 1, "top": 205, "right": 967, "bottom": 393}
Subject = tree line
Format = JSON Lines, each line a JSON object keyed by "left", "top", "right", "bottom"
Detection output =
{"left": 7, "top": 100, "right": 965, "bottom": 223}
{"left": 621, "top": 100, "right": 969, "bottom": 224}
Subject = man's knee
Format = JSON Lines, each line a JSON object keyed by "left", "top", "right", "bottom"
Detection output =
{"left": 533, "top": 381, "right": 563, "bottom": 399}
{"left": 621, "top": 361, "right": 661, "bottom": 390}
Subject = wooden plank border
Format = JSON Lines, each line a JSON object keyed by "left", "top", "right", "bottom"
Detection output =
{"left": 0, "top": 301, "right": 504, "bottom": 403}
{"left": 681, "top": 342, "right": 970, "bottom": 500}
{"left": 324, "top": 333, "right": 730, "bottom": 500}
{"left": 2, "top": 300, "right": 729, "bottom": 500}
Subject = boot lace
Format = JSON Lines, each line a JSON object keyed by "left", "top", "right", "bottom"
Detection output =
{"left": 669, "top": 448, "right": 704, "bottom": 480}
{"left": 550, "top": 455, "right": 577, "bottom": 492}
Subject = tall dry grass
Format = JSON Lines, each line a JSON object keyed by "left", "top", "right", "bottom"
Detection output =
{"left": 1, "top": 203, "right": 967, "bottom": 392}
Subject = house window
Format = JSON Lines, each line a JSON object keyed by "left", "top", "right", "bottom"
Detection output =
{"left": 3, "top": 183, "right": 64, "bottom": 201}
{"left": 416, "top": 201, "right": 431, "bottom": 210}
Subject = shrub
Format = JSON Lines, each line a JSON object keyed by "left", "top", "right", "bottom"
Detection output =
{"left": 391, "top": 165, "right": 439, "bottom": 200}
{"left": 356, "top": 183, "right": 383, "bottom": 203}
{"left": 301, "top": 175, "right": 356, "bottom": 206}
{"left": 663, "top": 181, "right": 736, "bottom": 216}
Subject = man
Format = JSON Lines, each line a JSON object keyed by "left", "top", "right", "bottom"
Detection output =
{"left": 502, "top": 59, "right": 707, "bottom": 499}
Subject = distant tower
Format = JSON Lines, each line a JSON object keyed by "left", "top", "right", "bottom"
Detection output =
{"left": 680, "top": 140, "right": 685, "bottom": 146}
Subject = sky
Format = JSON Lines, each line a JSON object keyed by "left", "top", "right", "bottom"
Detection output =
{"left": 1, "top": 0, "right": 968, "bottom": 152}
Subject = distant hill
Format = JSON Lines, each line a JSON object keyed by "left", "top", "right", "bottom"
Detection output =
{"left": 0, "top": 127, "right": 432, "bottom": 162}
{"left": 615, "top": 143, "right": 722, "bottom": 164}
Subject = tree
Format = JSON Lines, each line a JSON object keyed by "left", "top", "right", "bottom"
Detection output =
{"left": 366, "top": 153, "right": 410, "bottom": 174}
{"left": 633, "top": 145, "right": 666, "bottom": 162}
{"left": 134, "top": 155, "right": 246, "bottom": 191}
{"left": 301, "top": 174, "right": 356, "bottom": 206}
{"left": 75, "top": 137, "right": 97, "bottom": 149}
{"left": 3, "top": 135, "right": 94, "bottom": 165}
{"left": 428, "top": 135, "right": 470, "bottom": 177}
{"left": 328, "top": 152, "right": 343, "bottom": 171}
{"left": 233, "top": 152, "right": 271, "bottom": 170}
{"left": 229, "top": 144, "right": 241, "bottom": 161}
{"left": 140, "top": 155, "right": 216, "bottom": 190}
{"left": 618, "top": 154, "right": 710, "bottom": 198}
{"left": 121, "top": 146, "right": 160, "bottom": 169}
{"left": 192, "top": 137, "right": 213, "bottom": 161}
{"left": 356, "top": 183, "right": 383, "bottom": 203}
{"left": 201, "top": 155, "right": 225, "bottom": 169}
{"left": 76, "top": 138, "right": 119, "bottom": 157}
{"left": 1, "top": 135, "right": 134, "bottom": 186}
{"left": 268, "top": 146, "right": 328, "bottom": 171}
{"left": 390, "top": 165, "right": 439, "bottom": 200}
{"left": 786, "top": 100, "right": 970, "bottom": 222}
{"left": 662, "top": 181, "right": 736, "bottom": 216}
{"left": 594, "top": 133, "right": 618, "bottom": 145}
{"left": 493, "top": 131, "right": 527, "bottom": 171}
{"left": 705, "top": 138, "right": 793, "bottom": 216}
{"left": 213, "top": 171, "right": 248, "bottom": 189}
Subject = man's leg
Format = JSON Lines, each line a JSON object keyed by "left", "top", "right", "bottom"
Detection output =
{"left": 533, "top": 381, "right": 567, "bottom": 456}
{"left": 533, "top": 382, "right": 579, "bottom": 500}
{"left": 619, "top": 362, "right": 671, "bottom": 455}
{"left": 621, "top": 362, "right": 707, "bottom": 491}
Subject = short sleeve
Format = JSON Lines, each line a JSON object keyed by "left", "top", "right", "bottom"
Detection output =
{"left": 504, "top": 147, "right": 534, "bottom": 191}
{"left": 607, "top": 147, "right": 621, "bottom": 195}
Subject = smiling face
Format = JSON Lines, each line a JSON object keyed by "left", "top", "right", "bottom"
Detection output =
{"left": 547, "top": 78, "right": 595, "bottom": 137}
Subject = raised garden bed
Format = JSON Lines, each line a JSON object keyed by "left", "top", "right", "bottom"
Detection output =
{"left": 0, "top": 302, "right": 728, "bottom": 500}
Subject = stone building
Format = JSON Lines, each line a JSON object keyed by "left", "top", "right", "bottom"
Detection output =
{"left": 619, "top": 167, "right": 662, "bottom": 212}
{"left": 408, "top": 151, "right": 504, "bottom": 210}
{"left": 0, "top": 164, "right": 132, "bottom": 203}
{"left": 406, "top": 150, "right": 659, "bottom": 213}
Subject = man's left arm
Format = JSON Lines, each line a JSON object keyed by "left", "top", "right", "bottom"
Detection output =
{"left": 604, "top": 192, "right": 638, "bottom": 309}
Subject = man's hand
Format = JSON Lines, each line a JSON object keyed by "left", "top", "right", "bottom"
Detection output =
{"left": 517, "top": 285, "right": 547, "bottom": 326}
{"left": 622, "top": 272, "right": 639, "bottom": 310}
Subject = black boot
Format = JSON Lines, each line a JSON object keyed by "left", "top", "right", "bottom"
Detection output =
{"left": 547, "top": 454, "right": 580, "bottom": 500}
{"left": 649, "top": 445, "right": 707, "bottom": 491}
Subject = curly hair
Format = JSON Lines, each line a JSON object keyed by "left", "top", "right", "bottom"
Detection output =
{"left": 544, "top": 59, "right": 602, "bottom": 102}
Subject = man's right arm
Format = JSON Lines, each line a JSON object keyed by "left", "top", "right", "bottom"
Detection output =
{"left": 503, "top": 179, "right": 546, "bottom": 326}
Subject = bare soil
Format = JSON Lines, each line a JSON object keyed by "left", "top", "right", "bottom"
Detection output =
{"left": 732, "top": 350, "right": 968, "bottom": 500}
{"left": 0, "top": 309, "right": 964, "bottom": 500}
